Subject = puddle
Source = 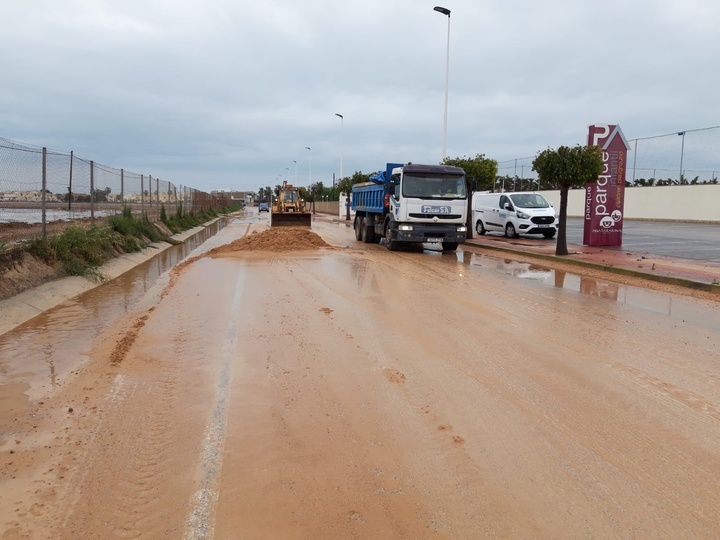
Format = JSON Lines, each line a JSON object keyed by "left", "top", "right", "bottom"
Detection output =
{"left": 0, "top": 219, "right": 229, "bottom": 397}
{"left": 458, "top": 249, "right": 719, "bottom": 329}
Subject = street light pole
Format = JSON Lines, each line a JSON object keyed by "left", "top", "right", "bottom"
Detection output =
{"left": 305, "top": 146, "right": 312, "bottom": 185}
{"left": 293, "top": 160, "right": 298, "bottom": 184}
{"left": 434, "top": 6, "right": 451, "bottom": 162}
{"left": 335, "top": 113, "right": 344, "bottom": 188}
{"left": 678, "top": 131, "right": 686, "bottom": 184}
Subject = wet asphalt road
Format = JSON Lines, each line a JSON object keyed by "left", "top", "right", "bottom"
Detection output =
{"left": 562, "top": 217, "right": 720, "bottom": 262}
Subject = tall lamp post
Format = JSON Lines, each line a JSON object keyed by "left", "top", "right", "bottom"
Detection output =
{"left": 293, "top": 160, "right": 298, "bottom": 184}
{"left": 305, "top": 146, "right": 312, "bottom": 185}
{"left": 678, "top": 131, "right": 686, "bottom": 184}
{"left": 335, "top": 113, "right": 344, "bottom": 189}
{"left": 434, "top": 6, "right": 451, "bottom": 162}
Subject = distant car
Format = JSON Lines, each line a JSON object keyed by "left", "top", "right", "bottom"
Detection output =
{"left": 258, "top": 203, "right": 269, "bottom": 212}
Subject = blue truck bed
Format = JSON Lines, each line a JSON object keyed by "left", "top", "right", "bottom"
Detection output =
{"left": 351, "top": 162, "right": 402, "bottom": 214}
{"left": 351, "top": 182, "right": 386, "bottom": 213}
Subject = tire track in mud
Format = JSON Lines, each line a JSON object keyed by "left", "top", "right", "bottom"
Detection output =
{"left": 100, "top": 361, "right": 190, "bottom": 538}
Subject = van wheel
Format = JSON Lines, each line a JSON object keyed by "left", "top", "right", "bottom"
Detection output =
{"left": 475, "top": 220, "right": 486, "bottom": 235}
{"left": 542, "top": 230, "right": 556, "bottom": 239}
{"left": 505, "top": 223, "right": 519, "bottom": 238}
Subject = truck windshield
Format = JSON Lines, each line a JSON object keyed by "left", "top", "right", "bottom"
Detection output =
{"left": 402, "top": 174, "right": 467, "bottom": 199}
{"left": 509, "top": 193, "right": 550, "bottom": 209}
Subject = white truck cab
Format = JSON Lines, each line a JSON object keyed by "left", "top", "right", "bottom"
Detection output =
{"left": 473, "top": 192, "right": 557, "bottom": 238}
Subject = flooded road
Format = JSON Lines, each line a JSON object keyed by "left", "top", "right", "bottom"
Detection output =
{"left": 1, "top": 212, "right": 719, "bottom": 539}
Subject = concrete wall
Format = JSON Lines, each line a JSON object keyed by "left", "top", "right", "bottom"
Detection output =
{"left": 542, "top": 184, "right": 720, "bottom": 222}
{"left": 315, "top": 184, "right": 720, "bottom": 223}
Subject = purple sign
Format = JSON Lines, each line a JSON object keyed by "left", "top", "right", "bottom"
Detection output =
{"left": 583, "top": 124, "right": 630, "bottom": 247}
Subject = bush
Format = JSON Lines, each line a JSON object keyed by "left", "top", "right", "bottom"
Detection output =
{"left": 22, "top": 207, "right": 219, "bottom": 279}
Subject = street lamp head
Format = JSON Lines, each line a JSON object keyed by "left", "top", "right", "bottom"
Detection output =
{"left": 434, "top": 6, "right": 450, "bottom": 16}
{"left": 677, "top": 132, "right": 685, "bottom": 136}
{"left": 305, "top": 146, "right": 311, "bottom": 150}
{"left": 335, "top": 113, "right": 343, "bottom": 119}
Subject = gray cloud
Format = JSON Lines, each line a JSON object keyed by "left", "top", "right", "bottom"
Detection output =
{"left": 2, "top": 0, "right": 719, "bottom": 192}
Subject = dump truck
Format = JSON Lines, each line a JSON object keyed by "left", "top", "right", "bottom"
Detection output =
{"left": 270, "top": 181, "right": 311, "bottom": 227}
{"left": 351, "top": 162, "right": 467, "bottom": 251}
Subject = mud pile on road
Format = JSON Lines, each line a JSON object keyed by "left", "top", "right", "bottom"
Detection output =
{"left": 211, "top": 226, "right": 330, "bottom": 254}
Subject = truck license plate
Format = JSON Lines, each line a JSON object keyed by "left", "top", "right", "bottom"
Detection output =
{"left": 426, "top": 238, "right": 443, "bottom": 243}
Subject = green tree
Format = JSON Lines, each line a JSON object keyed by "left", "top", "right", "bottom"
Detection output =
{"left": 308, "top": 181, "right": 324, "bottom": 214}
{"left": 442, "top": 154, "right": 498, "bottom": 239}
{"left": 92, "top": 187, "right": 111, "bottom": 203}
{"left": 336, "top": 171, "right": 368, "bottom": 221}
{"left": 532, "top": 145, "right": 604, "bottom": 256}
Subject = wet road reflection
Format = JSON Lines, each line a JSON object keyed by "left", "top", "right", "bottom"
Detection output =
{"left": 456, "top": 249, "right": 719, "bottom": 329}
{"left": 0, "top": 220, "right": 227, "bottom": 398}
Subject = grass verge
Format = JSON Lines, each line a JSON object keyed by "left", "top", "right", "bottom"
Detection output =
{"left": 21, "top": 206, "right": 235, "bottom": 280}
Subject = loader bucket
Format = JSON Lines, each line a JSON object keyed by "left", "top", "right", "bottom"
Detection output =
{"left": 270, "top": 212, "right": 312, "bottom": 228}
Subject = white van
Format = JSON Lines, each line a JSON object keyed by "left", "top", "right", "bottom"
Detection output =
{"left": 472, "top": 192, "right": 557, "bottom": 238}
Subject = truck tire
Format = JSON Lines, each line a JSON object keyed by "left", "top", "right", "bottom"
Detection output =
{"left": 364, "top": 225, "right": 375, "bottom": 243}
{"left": 505, "top": 223, "right": 519, "bottom": 238}
{"left": 354, "top": 216, "right": 363, "bottom": 241}
{"left": 384, "top": 223, "right": 398, "bottom": 251}
{"left": 442, "top": 242, "right": 458, "bottom": 251}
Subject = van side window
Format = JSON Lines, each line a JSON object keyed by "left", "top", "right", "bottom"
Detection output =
{"left": 500, "top": 195, "right": 511, "bottom": 210}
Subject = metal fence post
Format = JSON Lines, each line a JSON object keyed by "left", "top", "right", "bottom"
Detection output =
{"left": 90, "top": 160, "right": 95, "bottom": 222}
{"left": 141, "top": 174, "right": 145, "bottom": 216}
{"left": 42, "top": 147, "right": 47, "bottom": 240}
{"left": 68, "top": 150, "right": 73, "bottom": 212}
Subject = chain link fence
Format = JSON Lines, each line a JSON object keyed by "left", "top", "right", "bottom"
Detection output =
{"left": 1, "top": 137, "right": 221, "bottom": 243}
{"left": 496, "top": 125, "right": 720, "bottom": 191}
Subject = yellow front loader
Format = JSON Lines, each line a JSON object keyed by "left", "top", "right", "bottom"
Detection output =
{"left": 271, "top": 181, "right": 312, "bottom": 227}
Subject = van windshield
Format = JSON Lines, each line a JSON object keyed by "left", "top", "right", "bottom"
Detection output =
{"left": 509, "top": 193, "right": 550, "bottom": 209}
{"left": 402, "top": 174, "right": 467, "bottom": 200}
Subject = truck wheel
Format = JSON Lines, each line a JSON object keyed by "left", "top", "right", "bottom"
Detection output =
{"left": 542, "top": 230, "right": 556, "bottom": 239}
{"left": 505, "top": 223, "right": 519, "bottom": 238}
{"left": 385, "top": 224, "right": 398, "bottom": 251}
{"left": 475, "top": 220, "right": 486, "bottom": 235}
{"left": 364, "top": 226, "right": 375, "bottom": 244}
{"left": 442, "top": 242, "right": 458, "bottom": 251}
{"left": 354, "top": 217, "right": 362, "bottom": 241}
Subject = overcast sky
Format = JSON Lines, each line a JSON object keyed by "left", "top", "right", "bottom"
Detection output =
{"left": 2, "top": 0, "right": 719, "bottom": 193}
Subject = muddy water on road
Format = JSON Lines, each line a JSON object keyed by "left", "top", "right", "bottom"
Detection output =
{"left": 0, "top": 220, "right": 227, "bottom": 414}
{"left": 2, "top": 217, "right": 720, "bottom": 539}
